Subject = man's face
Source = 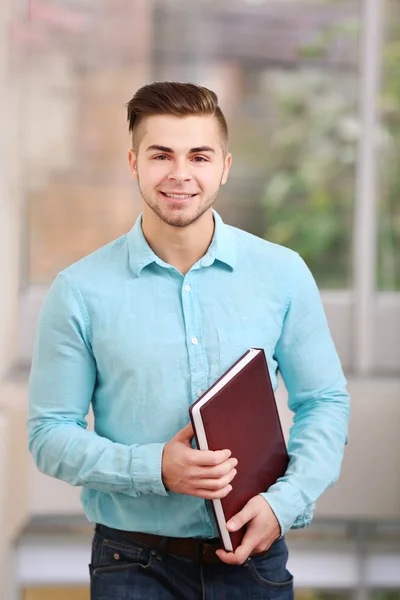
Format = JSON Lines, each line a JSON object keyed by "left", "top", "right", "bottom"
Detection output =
{"left": 128, "top": 114, "right": 232, "bottom": 228}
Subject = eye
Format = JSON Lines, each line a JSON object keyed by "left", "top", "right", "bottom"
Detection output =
{"left": 192, "top": 156, "right": 208, "bottom": 162}
{"left": 153, "top": 154, "right": 168, "bottom": 160}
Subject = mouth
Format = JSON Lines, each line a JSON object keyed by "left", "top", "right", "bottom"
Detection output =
{"left": 160, "top": 191, "right": 198, "bottom": 201}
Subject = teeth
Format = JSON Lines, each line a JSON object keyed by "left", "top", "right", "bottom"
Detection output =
{"left": 164, "top": 193, "right": 194, "bottom": 199}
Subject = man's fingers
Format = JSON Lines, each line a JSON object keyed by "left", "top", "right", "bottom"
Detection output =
{"left": 216, "top": 548, "right": 247, "bottom": 565}
{"left": 226, "top": 498, "right": 258, "bottom": 532}
{"left": 205, "top": 458, "right": 238, "bottom": 478}
{"left": 188, "top": 448, "right": 232, "bottom": 466}
{"left": 231, "top": 531, "right": 259, "bottom": 564}
{"left": 194, "top": 469, "right": 237, "bottom": 491}
{"left": 216, "top": 539, "right": 255, "bottom": 565}
{"left": 194, "top": 484, "right": 233, "bottom": 500}
{"left": 216, "top": 526, "right": 260, "bottom": 565}
{"left": 191, "top": 458, "right": 237, "bottom": 479}
{"left": 175, "top": 424, "right": 233, "bottom": 465}
{"left": 215, "top": 497, "right": 279, "bottom": 565}
{"left": 215, "top": 548, "right": 234, "bottom": 563}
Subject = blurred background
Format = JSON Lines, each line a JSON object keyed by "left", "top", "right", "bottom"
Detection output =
{"left": 0, "top": 0, "right": 399, "bottom": 598}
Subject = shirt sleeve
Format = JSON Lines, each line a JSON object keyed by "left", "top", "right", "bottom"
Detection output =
{"left": 28, "top": 273, "right": 168, "bottom": 497}
{"left": 261, "top": 253, "right": 350, "bottom": 535}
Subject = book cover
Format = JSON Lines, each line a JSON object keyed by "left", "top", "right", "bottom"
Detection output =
{"left": 189, "top": 348, "right": 288, "bottom": 552}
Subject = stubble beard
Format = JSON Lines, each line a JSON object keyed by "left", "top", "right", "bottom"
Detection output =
{"left": 137, "top": 179, "right": 223, "bottom": 228}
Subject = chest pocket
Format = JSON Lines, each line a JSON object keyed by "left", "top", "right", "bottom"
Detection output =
{"left": 217, "top": 324, "right": 278, "bottom": 388}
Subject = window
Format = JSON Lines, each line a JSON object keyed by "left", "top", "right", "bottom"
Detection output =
{"left": 21, "top": 2, "right": 152, "bottom": 284}
{"left": 10, "top": 0, "right": 399, "bottom": 375}
{"left": 378, "top": 0, "right": 400, "bottom": 292}
{"left": 154, "top": 0, "right": 359, "bottom": 289}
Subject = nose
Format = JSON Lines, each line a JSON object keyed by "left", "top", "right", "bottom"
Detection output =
{"left": 167, "top": 159, "right": 192, "bottom": 184}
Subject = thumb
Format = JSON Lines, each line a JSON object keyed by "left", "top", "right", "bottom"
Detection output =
{"left": 175, "top": 422, "right": 194, "bottom": 443}
{"left": 226, "top": 499, "right": 258, "bottom": 532}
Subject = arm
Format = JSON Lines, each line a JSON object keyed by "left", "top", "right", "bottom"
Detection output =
{"left": 262, "top": 253, "right": 350, "bottom": 535}
{"left": 28, "top": 273, "right": 168, "bottom": 497}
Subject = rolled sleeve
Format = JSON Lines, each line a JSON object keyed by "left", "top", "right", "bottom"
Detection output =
{"left": 261, "top": 481, "right": 306, "bottom": 537}
{"left": 131, "top": 442, "right": 169, "bottom": 496}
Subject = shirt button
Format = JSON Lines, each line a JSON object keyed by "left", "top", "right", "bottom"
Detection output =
{"left": 184, "top": 284, "right": 191, "bottom": 292}
{"left": 191, "top": 337, "right": 198, "bottom": 345}
{"left": 197, "top": 389, "right": 203, "bottom": 397}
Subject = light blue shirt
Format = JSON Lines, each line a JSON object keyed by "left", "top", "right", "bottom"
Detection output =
{"left": 28, "top": 210, "right": 350, "bottom": 538}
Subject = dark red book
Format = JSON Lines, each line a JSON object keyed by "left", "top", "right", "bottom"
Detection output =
{"left": 189, "top": 348, "right": 288, "bottom": 552}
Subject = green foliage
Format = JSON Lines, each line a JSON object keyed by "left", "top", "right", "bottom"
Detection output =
{"left": 260, "top": 5, "right": 400, "bottom": 290}
{"left": 261, "top": 68, "right": 356, "bottom": 288}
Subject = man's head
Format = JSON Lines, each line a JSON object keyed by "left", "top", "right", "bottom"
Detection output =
{"left": 127, "top": 82, "right": 232, "bottom": 228}
{"left": 127, "top": 81, "right": 229, "bottom": 153}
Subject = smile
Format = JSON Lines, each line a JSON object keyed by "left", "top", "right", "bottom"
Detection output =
{"left": 160, "top": 192, "right": 197, "bottom": 199}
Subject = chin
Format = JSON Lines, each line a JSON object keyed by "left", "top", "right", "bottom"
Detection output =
{"left": 154, "top": 201, "right": 196, "bottom": 225}
{"left": 144, "top": 194, "right": 214, "bottom": 228}
{"left": 161, "top": 212, "right": 198, "bottom": 228}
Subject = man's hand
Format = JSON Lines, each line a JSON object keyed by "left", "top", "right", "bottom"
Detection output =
{"left": 216, "top": 495, "right": 280, "bottom": 565}
{"left": 162, "top": 423, "right": 237, "bottom": 499}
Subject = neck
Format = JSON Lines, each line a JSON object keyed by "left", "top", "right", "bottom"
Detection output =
{"left": 141, "top": 208, "right": 215, "bottom": 275}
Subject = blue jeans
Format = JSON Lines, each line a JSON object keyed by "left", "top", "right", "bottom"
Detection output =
{"left": 90, "top": 524, "right": 294, "bottom": 599}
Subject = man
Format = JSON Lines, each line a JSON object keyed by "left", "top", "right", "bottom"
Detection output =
{"left": 28, "top": 82, "right": 350, "bottom": 599}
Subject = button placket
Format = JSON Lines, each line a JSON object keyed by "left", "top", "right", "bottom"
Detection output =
{"left": 181, "top": 277, "right": 209, "bottom": 401}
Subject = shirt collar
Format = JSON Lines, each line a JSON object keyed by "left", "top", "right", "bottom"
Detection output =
{"left": 127, "top": 209, "right": 237, "bottom": 277}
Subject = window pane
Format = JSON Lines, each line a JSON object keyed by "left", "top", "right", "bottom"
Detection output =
{"left": 155, "top": 0, "right": 359, "bottom": 288}
{"left": 20, "top": 1, "right": 152, "bottom": 284}
{"left": 21, "top": 0, "right": 359, "bottom": 286}
{"left": 378, "top": 0, "right": 400, "bottom": 290}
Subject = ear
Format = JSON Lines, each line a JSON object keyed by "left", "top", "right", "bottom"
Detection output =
{"left": 128, "top": 149, "right": 138, "bottom": 181}
{"left": 221, "top": 152, "right": 232, "bottom": 186}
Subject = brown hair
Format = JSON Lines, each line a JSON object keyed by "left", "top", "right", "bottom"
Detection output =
{"left": 126, "top": 81, "right": 228, "bottom": 150}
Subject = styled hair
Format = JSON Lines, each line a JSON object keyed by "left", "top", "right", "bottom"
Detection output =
{"left": 126, "top": 81, "right": 228, "bottom": 149}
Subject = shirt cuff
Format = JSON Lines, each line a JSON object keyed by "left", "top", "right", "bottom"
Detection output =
{"left": 130, "top": 442, "right": 169, "bottom": 496}
{"left": 260, "top": 479, "right": 305, "bottom": 537}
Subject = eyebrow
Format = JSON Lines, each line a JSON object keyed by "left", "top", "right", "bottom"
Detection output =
{"left": 146, "top": 144, "right": 215, "bottom": 154}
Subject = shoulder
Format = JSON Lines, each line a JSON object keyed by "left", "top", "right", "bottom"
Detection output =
{"left": 58, "top": 233, "right": 129, "bottom": 290}
{"left": 227, "top": 224, "right": 299, "bottom": 269}
{"left": 41, "top": 233, "right": 130, "bottom": 327}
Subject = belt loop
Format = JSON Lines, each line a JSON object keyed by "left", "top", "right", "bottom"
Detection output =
{"left": 159, "top": 536, "right": 169, "bottom": 553}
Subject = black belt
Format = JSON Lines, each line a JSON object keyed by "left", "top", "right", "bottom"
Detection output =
{"left": 97, "top": 525, "right": 223, "bottom": 564}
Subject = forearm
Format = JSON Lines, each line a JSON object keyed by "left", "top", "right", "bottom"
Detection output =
{"left": 262, "top": 391, "right": 349, "bottom": 535}
{"left": 285, "top": 394, "right": 349, "bottom": 494}
{"left": 28, "top": 418, "right": 168, "bottom": 497}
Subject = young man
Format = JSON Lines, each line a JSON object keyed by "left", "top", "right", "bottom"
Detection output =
{"left": 28, "top": 82, "right": 350, "bottom": 599}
